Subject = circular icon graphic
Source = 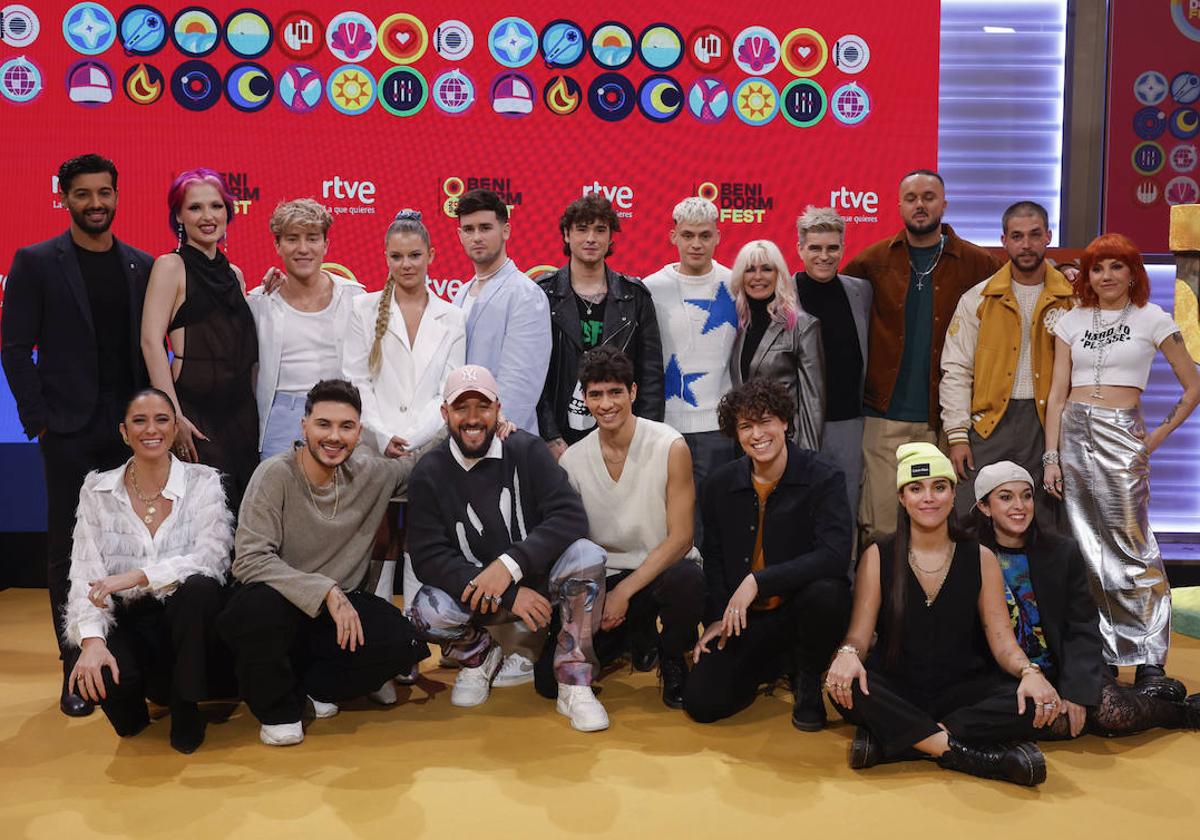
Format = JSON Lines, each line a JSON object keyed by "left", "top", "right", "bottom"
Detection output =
{"left": 1169, "top": 143, "right": 1198, "bottom": 173}
{"left": 1172, "top": 71, "right": 1200, "bottom": 105}
{"left": 591, "top": 21, "right": 634, "bottom": 70}
{"left": 434, "top": 19, "right": 472, "bottom": 60}
{"left": 327, "top": 64, "right": 375, "bottom": 115}
{"left": 63, "top": 3, "right": 116, "bottom": 55}
{"left": 0, "top": 55, "right": 41, "bottom": 102}
{"left": 781, "top": 28, "right": 827, "bottom": 77}
{"left": 1172, "top": 0, "right": 1200, "bottom": 42}
{"left": 831, "top": 82, "right": 870, "bottom": 125}
{"left": 1171, "top": 107, "right": 1200, "bottom": 139}
{"left": 833, "top": 34, "right": 870, "bottom": 74}
{"left": 687, "top": 77, "right": 729, "bottom": 124}
{"left": 432, "top": 69, "right": 473, "bottom": 114}
{"left": 1133, "top": 70, "right": 1168, "bottom": 106}
{"left": 66, "top": 58, "right": 113, "bottom": 106}
{"left": 378, "top": 66, "right": 427, "bottom": 116}
{"left": 1134, "top": 106, "right": 1167, "bottom": 140}
{"left": 223, "top": 9, "right": 271, "bottom": 58}
{"left": 588, "top": 71, "right": 635, "bottom": 121}
{"left": 171, "top": 59, "right": 220, "bottom": 110}
{"left": 1166, "top": 175, "right": 1200, "bottom": 204}
{"left": 733, "top": 26, "right": 780, "bottom": 76}
{"left": 734, "top": 77, "right": 779, "bottom": 126}
{"left": 378, "top": 12, "right": 427, "bottom": 64}
{"left": 490, "top": 70, "right": 534, "bottom": 116}
{"left": 116, "top": 5, "right": 164, "bottom": 55}
{"left": 781, "top": 78, "right": 826, "bottom": 127}
{"left": 1132, "top": 141, "right": 1165, "bottom": 175}
{"left": 225, "top": 61, "right": 273, "bottom": 111}
{"left": 543, "top": 75, "right": 581, "bottom": 115}
{"left": 277, "top": 11, "right": 322, "bottom": 60}
{"left": 171, "top": 7, "right": 219, "bottom": 57}
{"left": 639, "top": 23, "right": 682, "bottom": 71}
{"left": 540, "top": 20, "right": 584, "bottom": 68}
{"left": 278, "top": 63, "right": 320, "bottom": 112}
{"left": 1, "top": 4, "right": 39, "bottom": 47}
{"left": 687, "top": 26, "right": 730, "bottom": 72}
{"left": 1132, "top": 178, "right": 1161, "bottom": 207}
{"left": 326, "top": 11, "right": 376, "bottom": 62}
{"left": 489, "top": 16, "right": 536, "bottom": 68}
{"left": 122, "top": 62, "right": 162, "bottom": 104}
{"left": 638, "top": 74, "right": 683, "bottom": 122}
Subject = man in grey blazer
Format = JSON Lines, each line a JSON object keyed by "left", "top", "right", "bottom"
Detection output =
{"left": 793, "top": 207, "right": 872, "bottom": 525}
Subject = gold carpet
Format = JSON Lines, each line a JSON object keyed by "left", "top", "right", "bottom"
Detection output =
{"left": 1, "top": 587, "right": 1198, "bottom": 839}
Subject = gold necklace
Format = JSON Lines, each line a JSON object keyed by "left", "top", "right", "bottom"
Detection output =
{"left": 300, "top": 452, "right": 340, "bottom": 520}
{"left": 128, "top": 463, "right": 165, "bottom": 525}
{"left": 908, "top": 543, "right": 955, "bottom": 607}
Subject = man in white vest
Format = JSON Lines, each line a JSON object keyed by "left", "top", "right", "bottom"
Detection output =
{"left": 557, "top": 346, "right": 704, "bottom": 709}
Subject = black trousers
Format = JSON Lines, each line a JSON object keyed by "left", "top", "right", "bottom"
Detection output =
{"left": 594, "top": 561, "right": 705, "bottom": 662}
{"left": 218, "top": 583, "right": 429, "bottom": 725}
{"left": 683, "top": 577, "right": 851, "bottom": 724}
{"left": 832, "top": 668, "right": 1041, "bottom": 757}
{"left": 39, "top": 393, "right": 128, "bottom": 664}
{"left": 95, "top": 575, "right": 231, "bottom": 736}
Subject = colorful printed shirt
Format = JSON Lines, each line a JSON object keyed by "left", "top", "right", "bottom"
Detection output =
{"left": 996, "top": 549, "right": 1052, "bottom": 669}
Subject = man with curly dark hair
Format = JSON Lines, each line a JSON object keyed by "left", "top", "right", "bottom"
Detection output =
{"left": 685, "top": 378, "right": 853, "bottom": 731}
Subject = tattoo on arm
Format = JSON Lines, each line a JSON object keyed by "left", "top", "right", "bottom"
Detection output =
{"left": 1170, "top": 332, "right": 1185, "bottom": 346}
{"left": 1164, "top": 399, "right": 1183, "bottom": 427}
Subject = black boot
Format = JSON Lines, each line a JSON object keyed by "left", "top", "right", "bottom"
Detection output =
{"left": 849, "top": 726, "right": 928, "bottom": 769}
{"left": 937, "top": 737, "right": 1046, "bottom": 786}
{"left": 790, "top": 670, "right": 826, "bottom": 732}
{"left": 631, "top": 639, "right": 659, "bottom": 673}
{"left": 1134, "top": 664, "right": 1187, "bottom": 702}
{"left": 659, "top": 655, "right": 687, "bottom": 710}
{"left": 60, "top": 668, "right": 95, "bottom": 718}
{"left": 169, "top": 700, "right": 206, "bottom": 754}
{"left": 1185, "top": 694, "right": 1200, "bottom": 730}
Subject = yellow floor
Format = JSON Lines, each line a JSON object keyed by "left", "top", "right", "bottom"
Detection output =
{"left": 1, "top": 587, "right": 1198, "bottom": 839}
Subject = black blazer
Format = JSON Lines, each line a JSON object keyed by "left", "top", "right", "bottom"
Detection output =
{"left": 700, "top": 441, "right": 851, "bottom": 623}
{"left": 1, "top": 231, "right": 152, "bottom": 438}
{"left": 981, "top": 528, "right": 1104, "bottom": 706}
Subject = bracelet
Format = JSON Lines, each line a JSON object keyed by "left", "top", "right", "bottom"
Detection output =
{"left": 836, "top": 644, "right": 860, "bottom": 657}
{"left": 1041, "top": 450, "right": 1060, "bottom": 466}
{"left": 1020, "top": 662, "right": 1042, "bottom": 677}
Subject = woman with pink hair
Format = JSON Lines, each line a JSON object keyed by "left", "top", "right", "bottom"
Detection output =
{"left": 141, "top": 168, "right": 258, "bottom": 512}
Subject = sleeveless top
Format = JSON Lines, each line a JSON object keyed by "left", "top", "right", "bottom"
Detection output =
{"left": 867, "top": 535, "right": 991, "bottom": 695}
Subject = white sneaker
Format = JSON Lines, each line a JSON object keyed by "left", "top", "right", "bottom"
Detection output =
{"left": 393, "top": 664, "right": 420, "bottom": 685}
{"left": 368, "top": 680, "right": 398, "bottom": 706}
{"left": 260, "top": 721, "right": 304, "bottom": 746}
{"left": 556, "top": 684, "right": 609, "bottom": 732}
{"left": 492, "top": 651, "right": 535, "bottom": 687}
{"left": 450, "top": 645, "right": 504, "bottom": 708}
{"left": 307, "top": 696, "right": 339, "bottom": 719}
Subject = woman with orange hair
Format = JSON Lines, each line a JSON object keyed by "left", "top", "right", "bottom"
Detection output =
{"left": 1042, "top": 233, "right": 1200, "bottom": 693}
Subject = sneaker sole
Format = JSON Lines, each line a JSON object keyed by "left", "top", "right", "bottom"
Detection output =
{"left": 450, "top": 692, "right": 491, "bottom": 708}
{"left": 556, "top": 700, "right": 609, "bottom": 732}
{"left": 492, "top": 671, "right": 534, "bottom": 688}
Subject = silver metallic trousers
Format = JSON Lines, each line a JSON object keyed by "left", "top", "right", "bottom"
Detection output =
{"left": 1061, "top": 401, "right": 1171, "bottom": 666}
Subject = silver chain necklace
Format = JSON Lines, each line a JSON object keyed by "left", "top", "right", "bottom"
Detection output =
{"left": 908, "top": 235, "right": 946, "bottom": 292}
{"left": 1090, "top": 302, "right": 1132, "bottom": 399}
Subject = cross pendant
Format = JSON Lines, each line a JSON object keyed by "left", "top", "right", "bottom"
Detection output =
{"left": 915, "top": 278, "right": 924, "bottom": 291}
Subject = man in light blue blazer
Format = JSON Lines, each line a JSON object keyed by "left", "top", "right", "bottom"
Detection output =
{"left": 450, "top": 189, "right": 551, "bottom": 435}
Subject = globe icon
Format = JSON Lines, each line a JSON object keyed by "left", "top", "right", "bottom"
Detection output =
{"left": 837, "top": 90, "right": 864, "bottom": 118}
{"left": 1, "top": 57, "right": 40, "bottom": 102}
{"left": 832, "top": 83, "right": 869, "bottom": 124}
{"left": 434, "top": 70, "right": 473, "bottom": 113}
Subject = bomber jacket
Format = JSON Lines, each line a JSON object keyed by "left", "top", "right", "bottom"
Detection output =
{"left": 536, "top": 265, "right": 664, "bottom": 441}
{"left": 940, "top": 262, "right": 1074, "bottom": 442}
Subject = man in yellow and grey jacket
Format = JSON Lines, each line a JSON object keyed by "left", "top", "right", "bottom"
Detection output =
{"left": 939, "top": 201, "right": 1074, "bottom": 530}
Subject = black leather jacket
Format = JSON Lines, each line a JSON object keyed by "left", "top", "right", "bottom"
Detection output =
{"left": 536, "top": 265, "right": 664, "bottom": 441}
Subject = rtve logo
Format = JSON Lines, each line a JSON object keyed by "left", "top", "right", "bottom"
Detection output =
{"left": 322, "top": 176, "right": 376, "bottom": 205}
{"left": 829, "top": 186, "right": 878, "bottom": 214}
{"left": 582, "top": 181, "right": 633, "bottom": 216}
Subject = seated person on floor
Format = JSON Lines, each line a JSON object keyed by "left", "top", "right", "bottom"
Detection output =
{"left": 557, "top": 346, "right": 704, "bottom": 709}
{"left": 971, "top": 460, "right": 1199, "bottom": 738}
{"left": 826, "top": 443, "right": 1058, "bottom": 787}
{"left": 683, "top": 378, "right": 852, "bottom": 731}
{"left": 218, "top": 379, "right": 429, "bottom": 747}
{"left": 65, "top": 388, "right": 233, "bottom": 754}
{"left": 406, "top": 365, "right": 610, "bottom": 732}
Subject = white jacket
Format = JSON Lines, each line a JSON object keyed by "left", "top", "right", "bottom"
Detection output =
{"left": 342, "top": 288, "right": 466, "bottom": 454}
{"left": 65, "top": 457, "right": 233, "bottom": 647}
{"left": 246, "top": 272, "right": 366, "bottom": 449}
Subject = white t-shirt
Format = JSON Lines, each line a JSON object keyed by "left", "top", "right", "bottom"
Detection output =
{"left": 1053, "top": 302, "right": 1179, "bottom": 390}
{"left": 276, "top": 297, "right": 341, "bottom": 393}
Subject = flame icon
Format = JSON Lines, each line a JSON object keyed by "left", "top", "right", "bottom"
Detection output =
{"left": 545, "top": 75, "right": 580, "bottom": 115}
{"left": 125, "top": 63, "right": 162, "bottom": 105}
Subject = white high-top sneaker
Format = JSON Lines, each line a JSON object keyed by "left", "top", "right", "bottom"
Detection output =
{"left": 450, "top": 645, "right": 504, "bottom": 707}
{"left": 493, "top": 651, "right": 535, "bottom": 687}
{"left": 260, "top": 721, "right": 304, "bottom": 746}
{"left": 556, "top": 684, "right": 609, "bottom": 732}
{"left": 307, "top": 696, "right": 339, "bottom": 719}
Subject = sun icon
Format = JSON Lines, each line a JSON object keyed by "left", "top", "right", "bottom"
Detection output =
{"left": 738, "top": 82, "right": 774, "bottom": 118}
{"left": 334, "top": 69, "right": 370, "bottom": 106}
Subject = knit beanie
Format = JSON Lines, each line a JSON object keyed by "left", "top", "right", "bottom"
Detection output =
{"left": 895, "top": 442, "right": 956, "bottom": 490}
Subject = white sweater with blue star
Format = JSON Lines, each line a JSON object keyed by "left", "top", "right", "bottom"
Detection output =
{"left": 644, "top": 262, "right": 735, "bottom": 434}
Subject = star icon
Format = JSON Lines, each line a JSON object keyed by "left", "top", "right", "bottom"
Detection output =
{"left": 1134, "top": 71, "right": 1167, "bottom": 106}
{"left": 664, "top": 354, "right": 706, "bottom": 407}
{"left": 685, "top": 281, "right": 739, "bottom": 334}
{"left": 68, "top": 7, "right": 112, "bottom": 51}
{"left": 493, "top": 23, "right": 532, "bottom": 63}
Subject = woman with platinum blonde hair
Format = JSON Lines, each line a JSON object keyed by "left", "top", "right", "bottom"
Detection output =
{"left": 728, "top": 239, "right": 825, "bottom": 450}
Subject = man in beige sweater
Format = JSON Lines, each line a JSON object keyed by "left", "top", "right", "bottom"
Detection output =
{"left": 218, "top": 379, "right": 429, "bottom": 746}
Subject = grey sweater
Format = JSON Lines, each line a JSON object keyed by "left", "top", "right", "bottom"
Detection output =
{"left": 233, "top": 446, "right": 412, "bottom": 616}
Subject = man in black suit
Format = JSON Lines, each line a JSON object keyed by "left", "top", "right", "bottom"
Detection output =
{"left": 1, "top": 154, "right": 153, "bottom": 716}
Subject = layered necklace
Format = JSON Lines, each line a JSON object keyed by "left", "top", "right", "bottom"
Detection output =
{"left": 1090, "top": 302, "right": 1133, "bottom": 399}
{"left": 908, "top": 542, "right": 955, "bottom": 607}
{"left": 909, "top": 234, "right": 946, "bottom": 292}
{"left": 300, "top": 451, "right": 340, "bottom": 520}
{"left": 128, "top": 464, "right": 165, "bottom": 525}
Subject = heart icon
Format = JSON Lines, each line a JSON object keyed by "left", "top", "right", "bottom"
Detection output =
{"left": 798, "top": 46, "right": 812, "bottom": 58}
{"left": 395, "top": 31, "right": 411, "bottom": 45}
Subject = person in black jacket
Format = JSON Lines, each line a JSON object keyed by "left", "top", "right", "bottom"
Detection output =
{"left": 683, "top": 378, "right": 852, "bottom": 730}
{"left": 537, "top": 194, "right": 663, "bottom": 457}
{"left": 406, "top": 364, "right": 611, "bottom": 733}
{"left": 1, "top": 154, "right": 152, "bottom": 717}
{"left": 970, "top": 461, "right": 1199, "bottom": 739}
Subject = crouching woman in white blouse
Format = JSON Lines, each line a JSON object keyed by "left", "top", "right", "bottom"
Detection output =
{"left": 65, "top": 388, "right": 234, "bottom": 753}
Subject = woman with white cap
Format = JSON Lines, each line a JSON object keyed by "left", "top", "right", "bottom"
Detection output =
{"left": 972, "top": 460, "right": 1199, "bottom": 737}
{"left": 825, "top": 442, "right": 1057, "bottom": 786}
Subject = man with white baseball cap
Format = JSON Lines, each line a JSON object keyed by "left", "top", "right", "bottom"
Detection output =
{"left": 406, "top": 364, "right": 611, "bottom": 731}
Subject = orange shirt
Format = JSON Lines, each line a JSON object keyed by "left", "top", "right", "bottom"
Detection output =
{"left": 751, "top": 475, "right": 783, "bottom": 611}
